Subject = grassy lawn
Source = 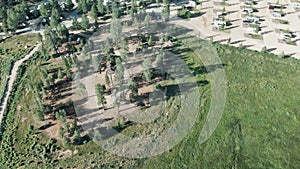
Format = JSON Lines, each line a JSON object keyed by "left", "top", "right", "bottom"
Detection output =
{"left": 0, "top": 33, "right": 38, "bottom": 102}
{"left": 0, "top": 33, "right": 38, "bottom": 60}
{"left": 140, "top": 36, "right": 300, "bottom": 168}
{"left": 1, "top": 33, "right": 300, "bottom": 168}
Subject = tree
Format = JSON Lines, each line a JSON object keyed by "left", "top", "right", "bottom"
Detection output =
{"left": 81, "top": 14, "right": 90, "bottom": 31}
{"left": 142, "top": 58, "right": 153, "bottom": 82}
{"left": 144, "top": 14, "right": 151, "bottom": 28}
{"left": 93, "top": 130, "right": 102, "bottom": 141}
{"left": 129, "top": 78, "right": 138, "bottom": 96}
{"left": 115, "top": 63, "right": 124, "bottom": 83}
{"left": 39, "top": 3, "right": 49, "bottom": 18}
{"left": 110, "top": 19, "right": 122, "bottom": 44}
{"left": 261, "top": 46, "right": 267, "bottom": 53}
{"left": 62, "top": 136, "right": 70, "bottom": 146}
{"left": 112, "top": 1, "right": 120, "bottom": 19}
{"left": 95, "top": 84, "right": 106, "bottom": 108}
{"left": 72, "top": 16, "right": 80, "bottom": 30}
{"left": 50, "top": 8, "right": 60, "bottom": 27}
{"left": 91, "top": 4, "right": 98, "bottom": 20}
{"left": 155, "top": 52, "right": 163, "bottom": 68}
{"left": 74, "top": 130, "right": 81, "bottom": 143}
{"left": 6, "top": 8, "right": 19, "bottom": 34}
{"left": 97, "top": 0, "right": 105, "bottom": 15}
{"left": 78, "top": 0, "right": 88, "bottom": 13}
{"left": 57, "top": 24, "right": 69, "bottom": 40}
{"left": 59, "top": 126, "right": 64, "bottom": 138}
{"left": 37, "top": 33, "right": 43, "bottom": 43}
{"left": 105, "top": 73, "right": 110, "bottom": 86}
{"left": 1, "top": 19, "right": 8, "bottom": 33}
{"left": 66, "top": 0, "right": 74, "bottom": 11}
{"left": 162, "top": 4, "right": 170, "bottom": 21}
{"left": 57, "top": 69, "right": 63, "bottom": 79}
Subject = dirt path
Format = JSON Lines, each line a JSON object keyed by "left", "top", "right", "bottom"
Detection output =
{"left": 0, "top": 44, "right": 41, "bottom": 125}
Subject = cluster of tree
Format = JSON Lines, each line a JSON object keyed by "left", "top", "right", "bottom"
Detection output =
{"left": 0, "top": 1, "right": 29, "bottom": 34}
{"left": 58, "top": 117, "right": 80, "bottom": 146}
{"left": 42, "top": 23, "right": 71, "bottom": 54}
{"left": 0, "top": 0, "right": 74, "bottom": 34}
{"left": 72, "top": 14, "right": 90, "bottom": 30}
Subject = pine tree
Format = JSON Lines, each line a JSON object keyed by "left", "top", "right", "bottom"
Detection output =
{"left": 50, "top": 8, "right": 59, "bottom": 28}
{"left": 91, "top": 4, "right": 98, "bottom": 21}
{"left": 81, "top": 14, "right": 90, "bottom": 31}
{"left": 6, "top": 8, "right": 19, "bottom": 34}
{"left": 39, "top": 3, "right": 49, "bottom": 18}
{"left": 97, "top": 0, "right": 105, "bottom": 15}
{"left": 57, "top": 69, "right": 63, "bottom": 79}
{"left": 72, "top": 16, "right": 80, "bottom": 30}
{"left": 105, "top": 73, "right": 110, "bottom": 86}
{"left": 37, "top": 33, "right": 43, "bottom": 43}
{"left": 66, "top": 0, "right": 74, "bottom": 11}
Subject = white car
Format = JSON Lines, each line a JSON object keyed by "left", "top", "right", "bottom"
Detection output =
{"left": 292, "top": 2, "right": 300, "bottom": 8}
{"left": 243, "top": 8, "right": 253, "bottom": 14}
{"left": 243, "top": 16, "right": 260, "bottom": 23}
{"left": 272, "top": 12, "right": 282, "bottom": 17}
{"left": 213, "top": 20, "right": 227, "bottom": 26}
{"left": 280, "top": 32, "right": 295, "bottom": 39}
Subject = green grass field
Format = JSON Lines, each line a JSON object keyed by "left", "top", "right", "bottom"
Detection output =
{"left": 1, "top": 34, "right": 300, "bottom": 168}
{"left": 0, "top": 34, "right": 38, "bottom": 104}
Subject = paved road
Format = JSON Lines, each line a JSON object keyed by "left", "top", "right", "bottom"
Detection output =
{"left": 0, "top": 44, "right": 41, "bottom": 125}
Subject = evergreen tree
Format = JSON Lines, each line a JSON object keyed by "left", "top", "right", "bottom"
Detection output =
{"left": 81, "top": 14, "right": 90, "bottom": 31}
{"left": 57, "top": 69, "right": 63, "bottom": 79}
{"left": 66, "top": 0, "right": 74, "bottom": 11}
{"left": 37, "top": 33, "right": 43, "bottom": 43}
{"left": 91, "top": 3, "right": 98, "bottom": 20}
{"left": 72, "top": 16, "right": 80, "bottom": 30}
{"left": 142, "top": 58, "right": 153, "bottom": 82}
{"left": 39, "top": 3, "right": 49, "bottom": 18}
{"left": 105, "top": 73, "right": 110, "bottom": 86}
{"left": 1, "top": 19, "right": 8, "bottom": 33}
{"left": 97, "top": 0, "right": 105, "bottom": 15}
{"left": 50, "top": 8, "right": 59, "bottom": 27}
{"left": 6, "top": 8, "right": 19, "bottom": 34}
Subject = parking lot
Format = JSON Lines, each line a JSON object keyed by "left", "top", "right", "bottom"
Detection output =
{"left": 169, "top": 0, "right": 300, "bottom": 58}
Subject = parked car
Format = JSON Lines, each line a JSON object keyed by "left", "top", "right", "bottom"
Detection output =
{"left": 292, "top": 2, "right": 300, "bottom": 9}
{"left": 243, "top": 8, "right": 253, "bottom": 14}
{"left": 280, "top": 32, "right": 296, "bottom": 39}
{"left": 272, "top": 12, "right": 283, "bottom": 17}
{"left": 243, "top": 16, "right": 260, "bottom": 23}
{"left": 244, "top": 0, "right": 254, "bottom": 5}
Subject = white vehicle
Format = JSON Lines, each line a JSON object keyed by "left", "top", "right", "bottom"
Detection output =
{"left": 244, "top": 0, "right": 254, "bottom": 5}
{"left": 213, "top": 19, "right": 227, "bottom": 26}
{"left": 247, "top": 26, "right": 260, "bottom": 33}
{"left": 280, "top": 32, "right": 295, "bottom": 39}
{"left": 272, "top": 12, "right": 283, "bottom": 17}
{"left": 292, "top": 2, "right": 300, "bottom": 8}
{"left": 243, "top": 16, "right": 260, "bottom": 23}
{"left": 243, "top": 8, "right": 253, "bottom": 14}
{"left": 216, "top": 11, "right": 226, "bottom": 17}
